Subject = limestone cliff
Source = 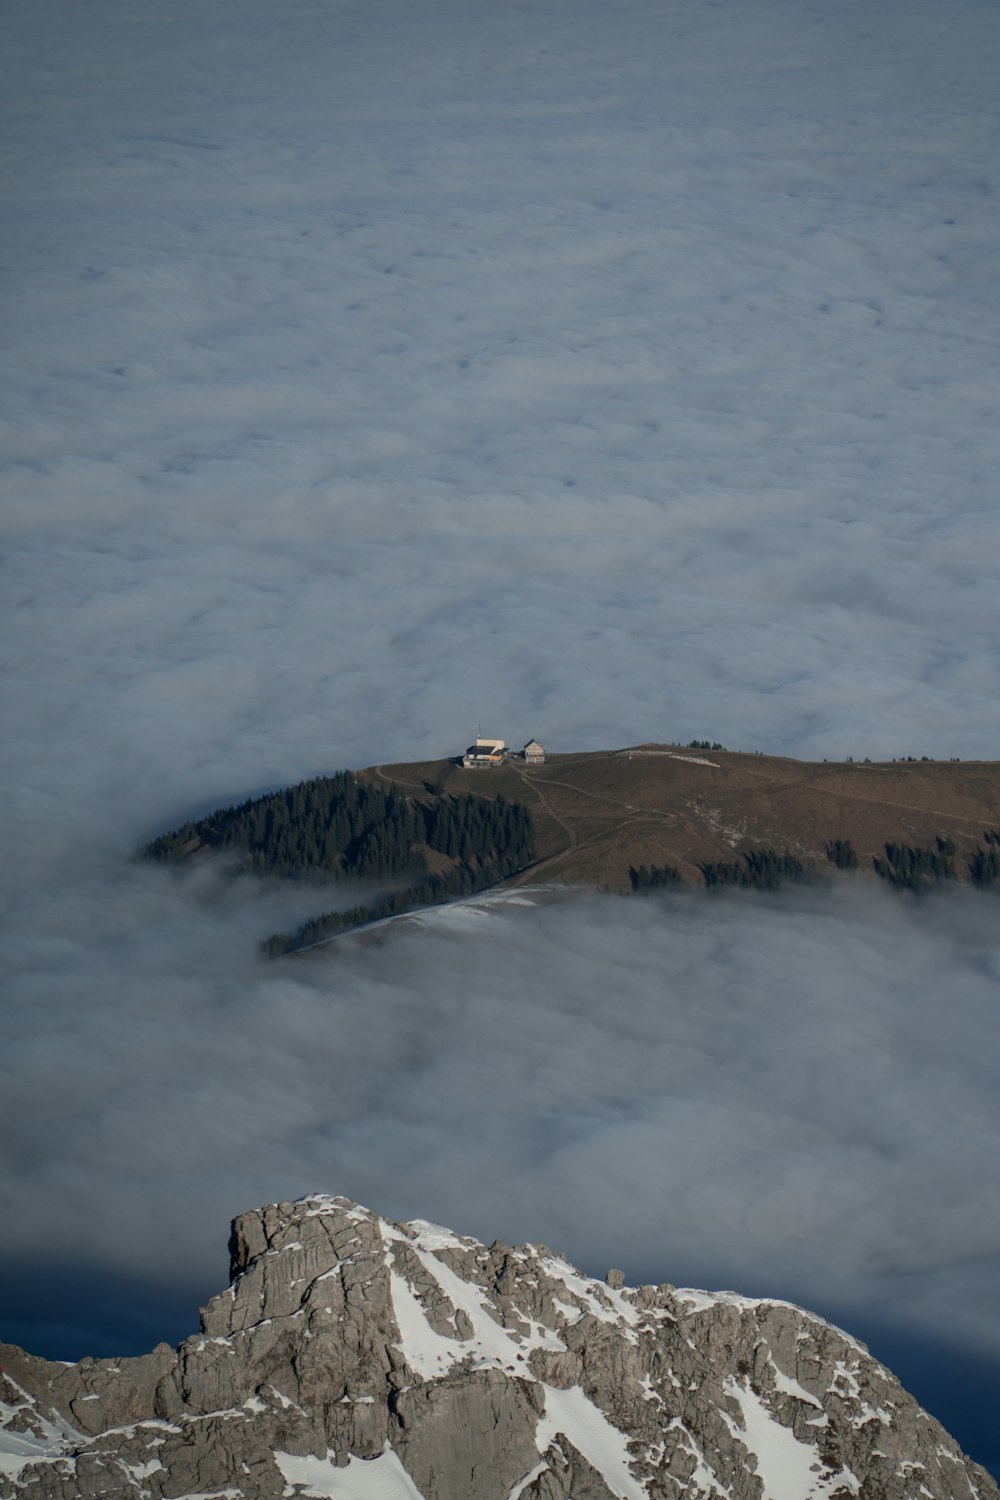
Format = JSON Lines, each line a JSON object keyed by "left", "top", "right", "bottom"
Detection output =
{"left": 1, "top": 1196, "right": 995, "bottom": 1500}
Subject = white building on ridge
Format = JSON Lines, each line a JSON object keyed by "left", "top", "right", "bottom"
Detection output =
{"left": 459, "top": 732, "right": 546, "bottom": 768}
{"left": 462, "top": 736, "right": 506, "bottom": 768}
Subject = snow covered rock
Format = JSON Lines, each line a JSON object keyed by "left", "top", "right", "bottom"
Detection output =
{"left": 1, "top": 1196, "right": 995, "bottom": 1500}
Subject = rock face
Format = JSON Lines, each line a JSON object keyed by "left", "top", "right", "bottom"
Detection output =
{"left": 1, "top": 1196, "right": 996, "bottom": 1500}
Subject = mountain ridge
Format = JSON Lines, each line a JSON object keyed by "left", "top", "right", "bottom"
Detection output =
{"left": 1, "top": 1195, "right": 996, "bottom": 1500}
{"left": 155, "top": 746, "right": 1000, "bottom": 890}
{"left": 144, "top": 746, "right": 1000, "bottom": 937}
{"left": 381, "top": 745, "right": 1000, "bottom": 893}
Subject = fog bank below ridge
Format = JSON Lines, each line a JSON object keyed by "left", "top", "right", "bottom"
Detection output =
{"left": 3, "top": 863, "right": 999, "bottom": 1468}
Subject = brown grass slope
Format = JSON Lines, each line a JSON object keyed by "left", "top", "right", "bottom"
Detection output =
{"left": 367, "top": 745, "right": 1000, "bottom": 890}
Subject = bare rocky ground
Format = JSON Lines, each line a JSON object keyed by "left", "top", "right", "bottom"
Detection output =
{"left": 1, "top": 1196, "right": 996, "bottom": 1500}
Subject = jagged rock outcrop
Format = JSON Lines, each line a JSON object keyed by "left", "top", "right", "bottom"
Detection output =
{"left": 1, "top": 1196, "right": 995, "bottom": 1500}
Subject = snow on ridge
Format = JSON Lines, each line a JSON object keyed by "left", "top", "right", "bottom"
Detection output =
{"left": 674, "top": 1288, "right": 765, "bottom": 1313}
{"left": 405, "top": 1219, "right": 477, "bottom": 1253}
{"left": 296, "top": 1194, "right": 373, "bottom": 1222}
{"left": 287, "top": 1199, "right": 855, "bottom": 1350}
{"left": 675, "top": 1287, "right": 875, "bottom": 1356}
{"left": 537, "top": 1255, "right": 640, "bottom": 1336}
{"left": 379, "top": 1213, "right": 641, "bottom": 1352}
{"left": 262, "top": 1200, "right": 888, "bottom": 1399}
{"left": 289, "top": 1199, "right": 875, "bottom": 1358}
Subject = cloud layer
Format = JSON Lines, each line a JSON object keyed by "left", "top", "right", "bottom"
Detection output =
{"left": 3, "top": 870, "right": 1000, "bottom": 1466}
{"left": 4, "top": 0, "right": 1000, "bottom": 809}
{"left": 9, "top": 875, "right": 1000, "bottom": 1332}
{"left": 3, "top": 0, "right": 1000, "bottom": 1475}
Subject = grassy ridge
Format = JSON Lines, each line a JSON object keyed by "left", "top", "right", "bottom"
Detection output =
{"left": 140, "top": 746, "right": 1000, "bottom": 954}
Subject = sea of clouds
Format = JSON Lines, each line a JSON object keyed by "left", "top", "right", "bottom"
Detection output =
{"left": 4, "top": 869, "right": 1000, "bottom": 1468}
{"left": 3, "top": 0, "right": 999, "bottom": 1474}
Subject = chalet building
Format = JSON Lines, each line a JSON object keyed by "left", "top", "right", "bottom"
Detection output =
{"left": 462, "top": 736, "right": 507, "bottom": 769}
{"left": 523, "top": 739, "right": 546, "bottom": 765}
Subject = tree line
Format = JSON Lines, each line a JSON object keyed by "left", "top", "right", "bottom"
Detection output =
{"left": 630, "top": 832, "right": 1000, "bottom": 897}
{"left": 630, "top": 848, "right": 810, "bottom": 893}
{"left": 141, "top": 773, "right": 535, "bottom": 954}
{"left": 143, "top": 773, "right": 531, "bottom": 882}
{"left": 628, "top": 863, "right": 686, "bottom": 891}
{"left": 871, "top": 832, "right": 1000, "bottom": 892}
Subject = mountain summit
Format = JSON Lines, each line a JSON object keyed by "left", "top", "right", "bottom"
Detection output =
{"left": 1, "top": 1196, "right": 995, "bottom": 1500}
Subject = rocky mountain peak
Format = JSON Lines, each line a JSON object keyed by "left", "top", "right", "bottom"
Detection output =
{"left": 2, "top": 1195, "right": 996, "bottom": 1500}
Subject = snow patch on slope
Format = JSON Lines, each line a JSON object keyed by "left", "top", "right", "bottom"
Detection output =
{"left": 829, "top": 1360, "right": 894, "bottom": 1427}
{"left": 765, "top": 1355, "right": 824, "bottom": 1414}
{"left": 722, "top": 1380, "right": 859, "bottom": 1500}
{"left": 664, "top": 1417, "right": 731, "bottom": 1498}
{"left": 385, "top": 1267, "right": 461, "bottom": 1379}
{"left": 535, "top": 1384, "right": 647, "bottom": 1500}
{"left": 275, "top": 1448, "right": 425, "bottom": 1499}
{"left": 0, "top": 1380, "right": 80, "bottom": 1479}
{"left": 376, "top": 1214, "right": 649, "bottom": 1496}
{"left": 382, "top": 1220, "right": 566, "bottom": 1375}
